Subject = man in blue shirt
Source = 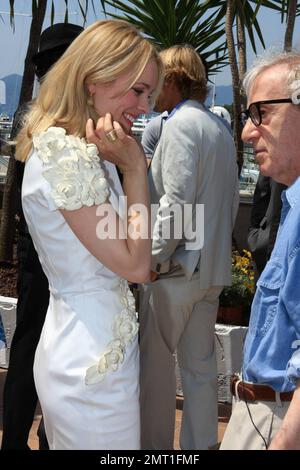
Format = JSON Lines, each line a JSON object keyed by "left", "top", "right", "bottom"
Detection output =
{"left": 221, "top": 50, "right": 300, "bottom": 450}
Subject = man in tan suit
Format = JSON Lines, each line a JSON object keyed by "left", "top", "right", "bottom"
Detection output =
{"left": 139, "top": 45, "right": 239, "bottom": 450}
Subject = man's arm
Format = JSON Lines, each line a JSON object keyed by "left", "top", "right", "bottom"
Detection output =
{"left": 141, "top": 112, "right": 168, "bottom": 159}
{"left": 248, "top": 175, "right": 286, "bottom": 276}
{"left": 267, "top": 180, "right": 286, "bottom": 259}
{"left": 247, "top": 174, "right": 271, "bottom": 274}
{"left": 151, "top": 117, "right": 199, "bottom": 268}
{"left": 268, "top": 381, "right": 300, "bottom": 450}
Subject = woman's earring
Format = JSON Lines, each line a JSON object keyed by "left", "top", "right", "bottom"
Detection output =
{"left": 87, "top": 92, "right": 94, "bottom": 107}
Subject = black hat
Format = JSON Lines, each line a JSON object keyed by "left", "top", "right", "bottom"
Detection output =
{"left": 32, "top": 23, "right": 83, "bottom": 67}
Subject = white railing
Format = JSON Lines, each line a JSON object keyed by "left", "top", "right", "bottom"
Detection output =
{"left": 0, "top": 155, "right": 9, "bottom": 167}
{"left": 0, "top": 296, "right": 17, "bottom": 368}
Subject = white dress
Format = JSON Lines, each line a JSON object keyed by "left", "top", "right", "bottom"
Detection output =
{"left": 21, "top": 127, "right": 140, "bottom": 450}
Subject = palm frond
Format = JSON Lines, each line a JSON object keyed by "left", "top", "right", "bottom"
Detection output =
{"left": 205, "top": 0, "right": 267, "bottom": 52}
{"left": 9, "top": 0, "right": 15, "bottom": 31}
{"left": 102, "top": 0, "right": 228, "bottom": 73}
{"left": 77, "top": 0, "right": 89, "bottom": 24}
{"left": 51, "top": 0, "right": 55, "bottom": 25}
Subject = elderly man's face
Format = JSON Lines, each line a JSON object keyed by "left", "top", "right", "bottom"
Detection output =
{"left": 242, "top": 63, "right": 300, "bottom": 186}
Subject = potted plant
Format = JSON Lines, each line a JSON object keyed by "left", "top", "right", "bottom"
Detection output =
{"left": 218, "top": 250, "right": 255, "bottom": 326}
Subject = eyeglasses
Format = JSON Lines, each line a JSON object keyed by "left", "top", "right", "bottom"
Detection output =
{"left": 239, "top": 99, "right": 293, "bottom": 127}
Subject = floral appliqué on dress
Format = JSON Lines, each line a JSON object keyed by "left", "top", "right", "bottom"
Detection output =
{"left": 85, "top": 280, "right": 139, "bottom": 385}
{"left": 33, "top": 126, "right": 109, "bottom": 210}
{"left": 33, "top": 127, "right": 139, "bottom": 385}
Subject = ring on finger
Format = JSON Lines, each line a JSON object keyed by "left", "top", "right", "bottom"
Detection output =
{"left": 105, "top": 129, "right": 118, "bottom": 143}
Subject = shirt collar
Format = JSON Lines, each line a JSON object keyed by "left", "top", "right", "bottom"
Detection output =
{"left": 166, "top": 99, "right": 189, "bottom": 120}
{"left": 285, "top": 176, "right": 300, "bottom": 209}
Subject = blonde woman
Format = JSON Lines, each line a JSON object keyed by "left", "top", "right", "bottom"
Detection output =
{"left": 16, "top": 20, "right": 163, "bottom": 450}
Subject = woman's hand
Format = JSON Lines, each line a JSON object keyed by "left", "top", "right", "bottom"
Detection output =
{"left": 86, "top": 113, "right": 146, "bottom": 174}
{"left": 82, "top": 112, "right": 151, "bottom": 283}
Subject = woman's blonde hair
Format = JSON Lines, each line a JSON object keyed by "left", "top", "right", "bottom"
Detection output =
{"left": 160, "top": 44, "right": 208, "bottom": 102}
{"left": 16, "top": 19, "right": 163, "bottom": 161}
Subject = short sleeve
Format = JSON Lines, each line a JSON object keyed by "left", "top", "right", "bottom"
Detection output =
{"left": 33, "top": 127, "right": 109, "bottom": 211}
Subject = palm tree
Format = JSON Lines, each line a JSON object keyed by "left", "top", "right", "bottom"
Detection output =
{"left": 284, "top": 0, "right": 298, "bottom": 50}
{"left": 217, "top": 0, "right": 299, "bottom": 169}
{"left": 103, "top": 0, "right": 268, "bottom": 171}
{"left": 225, "top": 0, "right": 244, "bottom": 171}
{"left": 261, "top": 0, "right": 300, "bottom": 51}
{"left": 102, "top": 0, "right": 228, "bottom": 75}
{"left": 205, "top": 0, "right": 269, "bottom": 171}
{"left": 284, "top": 0, "right": 300, "bottom": 50}
{"left": 0, "top": 0, "right": 106, "bottom": 262}
{"left": 0, "top": 0, "right": 47, "bottom": 262}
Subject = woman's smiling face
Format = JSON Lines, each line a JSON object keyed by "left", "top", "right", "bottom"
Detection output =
{"left": 88, "top": 58, "right": 159, "bottom": 134}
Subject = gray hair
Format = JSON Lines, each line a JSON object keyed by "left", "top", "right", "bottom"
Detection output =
{"left": 243, "top": 48, "right": 300, "bottom": 98}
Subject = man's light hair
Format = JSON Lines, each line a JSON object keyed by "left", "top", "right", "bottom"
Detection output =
{"left": 160, "top": 44, "right": 208, "bottom": 102}
{"left": 243, "top": 48, "right": 300, "bottom": 98}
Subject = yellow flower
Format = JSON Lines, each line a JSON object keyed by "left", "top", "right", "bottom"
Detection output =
{"left": 219, "top": 250, "right": 255, "bottom": 314}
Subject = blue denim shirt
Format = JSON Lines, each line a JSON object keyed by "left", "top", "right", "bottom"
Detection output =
{"left": 243, "top": 176, "right": 300, "bottom": 392}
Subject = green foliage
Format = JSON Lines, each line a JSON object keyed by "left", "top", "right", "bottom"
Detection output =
{"left": 5, "top": 0, "right": 105, "bottom": 28}
{"left": 204, "top": 0, "right": 266, "bottom": 54}
{"left": 253, "top": 1, "right": 300, "bottom": 22}
{"left": 102, "top": 0, "right": 229, "bottom": 75}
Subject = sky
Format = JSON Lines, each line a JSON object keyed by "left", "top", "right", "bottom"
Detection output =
{"left": 0, "top": 0, "right": 300, "bottom": 87}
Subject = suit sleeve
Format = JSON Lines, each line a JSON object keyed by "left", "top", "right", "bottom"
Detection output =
{"left": 151, "top": 117, "right": 199, "bottom": 269}
{"left": 247, "top": 174, "right": 272, "bottom": 273}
